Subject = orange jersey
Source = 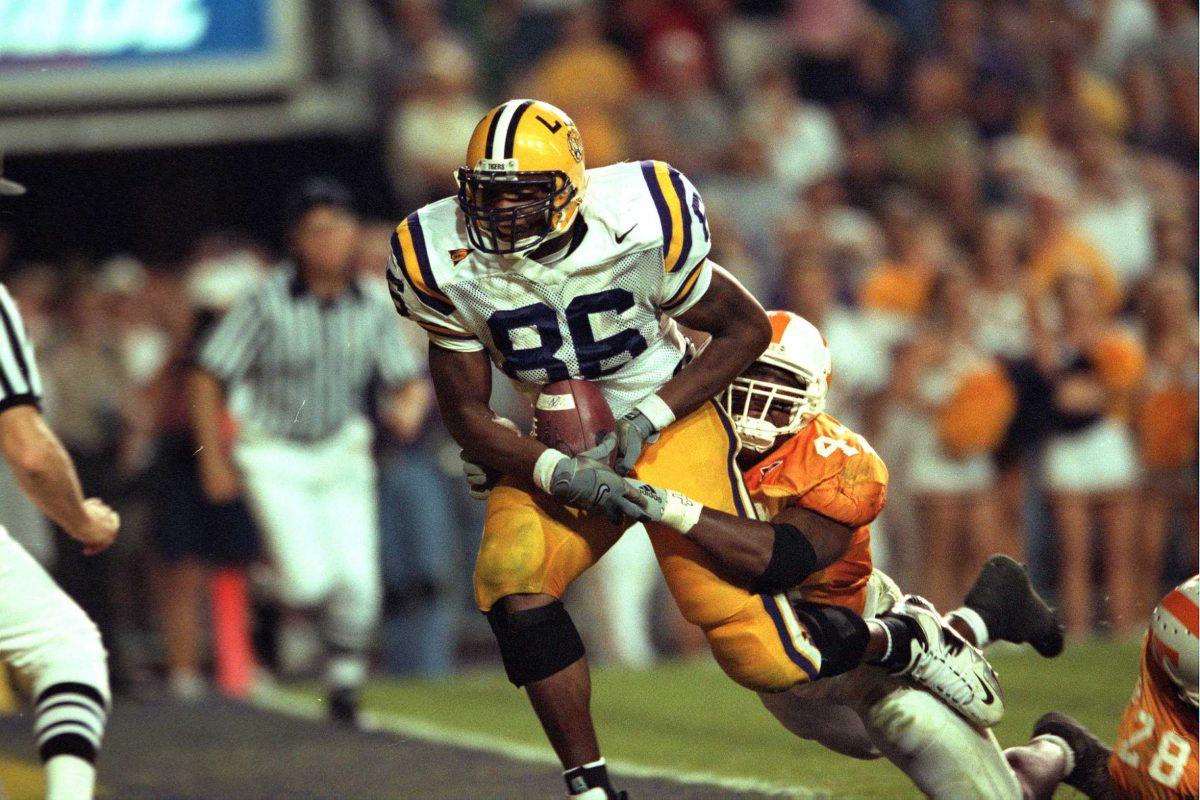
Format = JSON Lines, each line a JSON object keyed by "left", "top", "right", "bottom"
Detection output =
{"left": 742, "top": 413, "right": 887, "bottom": 615}
{"left": 1109, "top": 639, "right": 1199, "bottom": 799}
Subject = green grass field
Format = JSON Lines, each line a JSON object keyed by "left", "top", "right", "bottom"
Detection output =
{"left": 359, "top": 638, "right": 1141, "bottom": 799}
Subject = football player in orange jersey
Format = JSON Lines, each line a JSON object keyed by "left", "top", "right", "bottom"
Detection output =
{"left": 625, "top": 311, "right": 1065, "bottom": 798}
{"left": 1003, "top": 576, "right": 1198, "bottom": 800}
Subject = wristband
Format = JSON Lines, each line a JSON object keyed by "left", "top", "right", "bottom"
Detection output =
{"left": 661, "top": 490, "right": 703, "bottom": 534}
{"left": 634, "top": 393, "right": 676, "bottom": 432}
{"left": 532, "top": 448, "right": 568, "bottom": 494}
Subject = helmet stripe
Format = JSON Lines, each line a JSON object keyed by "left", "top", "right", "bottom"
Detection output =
{"left": 1162, "top": 588, "right": 1199, "bottom": 638}
{"left": 503, "top": 99, "right": 535, "bottom": 159}
{"left": 483, "top": 107, "right": 504, "bottom": 161}
{"left": 769, "top": 312, "right": 792, "bottom": 343}
{"left": 488, "top": 99, "right": 529, "bottom": 161}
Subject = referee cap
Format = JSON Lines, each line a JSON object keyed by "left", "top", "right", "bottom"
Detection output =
{"left": 284, "top": 176, "right": 355, "bottom": 228}
{"left": 0, "top": 153, "right": 26, "bottom": 196}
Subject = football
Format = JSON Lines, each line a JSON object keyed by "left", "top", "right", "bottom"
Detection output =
{"left": 534, "top": 379, "right": 616, "bottom": 460}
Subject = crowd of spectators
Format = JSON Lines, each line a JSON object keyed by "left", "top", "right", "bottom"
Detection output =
{"left": 0, "top": 0, "right": 1195, "bottom": 694}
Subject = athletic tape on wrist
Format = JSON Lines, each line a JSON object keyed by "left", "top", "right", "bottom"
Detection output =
{"left": 661, "top": 491, "right": 702, "bottom": 533}
{"left": 532, "top": 448, "right": 568, "bottom": 494}
{"left": 635, "top": 394, "right": 676, "bottom": 432}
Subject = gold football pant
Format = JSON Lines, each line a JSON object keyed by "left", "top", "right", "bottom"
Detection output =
{"left": 474, "top": 401, "right": 821, "bottom": 693}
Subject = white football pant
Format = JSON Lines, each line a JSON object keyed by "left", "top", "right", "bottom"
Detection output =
{"left": 759, "top": 569, "right": 1022, "bottom": 799}
{"left": 0, "top": 527, "right": 109, "bottom": 699}
{"left": 235, "top": 416, "right": 380, "bottom": 652}
{"left": 0, "top": 526, "right": 110, "bottom": 774}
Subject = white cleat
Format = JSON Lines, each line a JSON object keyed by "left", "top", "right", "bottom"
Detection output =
{"left": 885, "top": 594, "right": 1005, "bottom": 728}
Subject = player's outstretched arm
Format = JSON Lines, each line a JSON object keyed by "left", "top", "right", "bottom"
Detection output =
{"left": 0, "top": 405, "right": 119, "bottom": 554}
{"left": 625, "top": 479, "right": 854, "bottom": 593}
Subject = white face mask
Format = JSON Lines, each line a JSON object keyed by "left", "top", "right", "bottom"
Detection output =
{"left": 722, "top": 369, "right": 826, "bottom": 453}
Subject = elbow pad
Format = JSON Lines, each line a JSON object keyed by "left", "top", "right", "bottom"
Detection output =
{"left": 753, "top": 523, "right": 820, "bottom": 595}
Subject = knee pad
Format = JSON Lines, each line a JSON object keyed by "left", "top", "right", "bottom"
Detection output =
{"left": 791, "top": 601, "right": 870, "bottom": 679}
{"left": 485, "top": 600, "right": 585, "bottom": 687}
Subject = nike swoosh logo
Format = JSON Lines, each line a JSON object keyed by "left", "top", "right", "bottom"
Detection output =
{"left": 978, "top": 677, "right": 995, "bottom": 705}
{"left": 615, "top": 224, "right": 637, "bottom": 244}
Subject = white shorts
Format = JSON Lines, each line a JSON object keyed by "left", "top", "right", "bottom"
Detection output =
{"left": 235, "top": 416, "right": 381, "bottom": 650}
{"left": 1044, "top": 419, "right": 1140, "bottom": 493}
{"left": 0, "top": 527, "right": 109, "bottom": 699}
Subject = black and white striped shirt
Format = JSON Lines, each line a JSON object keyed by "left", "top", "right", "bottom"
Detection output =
{"left": 199, "top": 265, "right": 420, "bottom": 442}
{"left": 0, "top": 284, "right": 43, "bottom": 413}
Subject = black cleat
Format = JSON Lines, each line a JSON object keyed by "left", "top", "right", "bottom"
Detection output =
{"left": 1033, "top": 712, "right": 1118, "bottom": 800}
{"left": 965, "top": 555, "right": 1065, "bottom": 657}
{"left": 329, "top": 687, "right": 362, "bottom": 729}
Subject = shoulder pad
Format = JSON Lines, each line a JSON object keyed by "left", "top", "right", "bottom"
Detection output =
{"left": 750, "top": 415, "right": 884, "bottom": 498}
{"left": 636, "top": 160, "right": 708, "bottom": 274}
{"left": 389, "top": 198, "right": 467, "bottom": 316}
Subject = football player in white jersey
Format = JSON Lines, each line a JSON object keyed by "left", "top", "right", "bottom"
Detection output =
{"left": 385, "top": 99, "right": 895, "bottom": 799}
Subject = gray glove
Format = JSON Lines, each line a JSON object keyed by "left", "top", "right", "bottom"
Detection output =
{"left": 547, "top": 439, "right": 646, "bottom": 524}
{"left": 461, "top": 452, "right": 500, "bottom": 500}
{"left": 620, "top": 478, "right": 702, "bottom": 532}
{"left": 613, "top": 411, "right": 659, "bottom": 475}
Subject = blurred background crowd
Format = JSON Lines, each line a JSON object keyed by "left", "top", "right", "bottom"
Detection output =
{"left": 0, "top": 0, "right": 1195, "bottom": 698}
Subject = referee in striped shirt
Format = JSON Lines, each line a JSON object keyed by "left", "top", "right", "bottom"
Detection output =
{"left": 190, "top": 178, "right": 425, "bottom": 724}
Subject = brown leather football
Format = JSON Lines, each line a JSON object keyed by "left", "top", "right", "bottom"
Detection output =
{"left": 534, "top": 379, "right": 616, "bottom": 461}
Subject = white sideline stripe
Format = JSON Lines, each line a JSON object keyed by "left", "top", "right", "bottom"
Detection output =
{"left": 249, "top": 685, "right": 822, "bottom": 799}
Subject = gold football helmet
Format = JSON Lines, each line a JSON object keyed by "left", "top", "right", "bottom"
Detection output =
{"left": 457, "top": 99, "right": 586, "bottom": 255}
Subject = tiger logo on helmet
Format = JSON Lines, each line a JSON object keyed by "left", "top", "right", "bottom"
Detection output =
{"left": 723, "top": 310, "right": 832, "bottom": 452}
{"left": 456, "top": 99, "right": 587, "bottom": 256}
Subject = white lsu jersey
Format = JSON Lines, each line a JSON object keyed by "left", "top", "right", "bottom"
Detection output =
{"left": 387, "top": 160, "right": 713, "bottom": 416}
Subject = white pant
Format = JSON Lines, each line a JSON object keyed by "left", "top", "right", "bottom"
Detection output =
{"left": 0, "top": 528, "right": 108, "bottom": 700}
{"left": 760, "top": 570, "right": 1022, "bottom": 799}
{"left": 235, "top": 417, "right": 381, "bottom": 651}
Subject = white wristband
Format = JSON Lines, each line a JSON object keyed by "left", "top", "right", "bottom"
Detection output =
{"left": 635, "top": 393, "right": 676, "bottom": 431}
{"left": 532, "top": 448, "right": 568, "bottom": 495}
{"left": 661, "top": 490, "right": 703, "bottom": 534}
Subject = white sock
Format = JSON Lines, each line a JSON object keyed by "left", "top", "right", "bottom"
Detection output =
{"left": 45, "top": 754, "right": 95, "bottom": 800}
{"left": 1030, "top": 733, "right": 1076, "bottom": 780}
{"left": 326, "top": 653, "right": 367, "bottom": 690}
{"left": 946, "top": 607, "right": 991, "bottom": 649}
